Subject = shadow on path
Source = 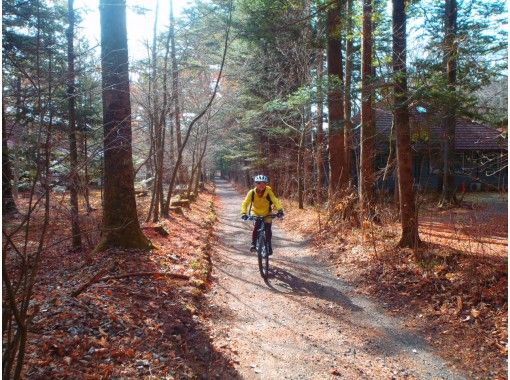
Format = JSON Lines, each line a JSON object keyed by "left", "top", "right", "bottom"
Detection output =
{"left": 267, "top": 266, "right": 362, "bottom": 312}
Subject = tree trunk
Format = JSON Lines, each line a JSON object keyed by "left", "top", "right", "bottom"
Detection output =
{"left": 439, "top": 0, "right": 458, "bottom": 208}
{"left": 297, "top": 119, "right": 307, "bottom": 209}
{"left": 393, "top": 0, "right": 421, "bottom": 248}
{"left": 96, "top": 0, "right": 151, "bottom": 251}
{"left": 81, "top": 130, "right": 93, "bottom": 212}
{"left": 67, "top": 0, "right": 82, "bottom": 249}
{"left": 315, "top": 16, "right": 325, "bottom": 203}
{"left": 327, "top": 0, "right": 346, "bottom": 200}
{"left": 149, "top": 1, "right": 170, "bottom": 223}
{"left": 170, "top": 0, "right": 182, "bottom": 152}
{"left": 162, "top": 3, "right": 232, "bottom": 217}
{"left": 343, "top": 0, "right": 354, "bottom": 189}
{"left": 2, "top": 102, "right": 18, "bottom": 215}
{"left": 360, "top": 0, "right": 375, "bottom": 218}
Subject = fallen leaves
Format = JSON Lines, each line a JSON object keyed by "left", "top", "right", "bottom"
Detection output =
{"left": 13, "top": 186, "right": 237, "bottom": 379}
{"left": 279, "top": 198, "right": 508, "bottom": 379}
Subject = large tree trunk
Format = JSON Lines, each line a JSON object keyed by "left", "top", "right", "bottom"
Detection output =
{"left": 343, "top": 0, "right": 354, "bottom": 189}
{"left": 95, "top": 0, "right": 151, "bottom": 251}
{"left": 315, "top": 16, "right": 325, "bottom": 203}
{"left": 67, "top": 0, "right": 82, "bottom": 249}
{"left": 326, "top": 0, "right": 346, "bottom": 200}
{"left": 360, "top": 0, "right": 375, "bottom": 218}
{"left": 439, "top": 0, "right": 458, "bottom": 208}
{"left": 393, "top": 0, "right": 421, "bottom": 248}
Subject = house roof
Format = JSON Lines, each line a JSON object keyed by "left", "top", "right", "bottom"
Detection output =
{"left": 352, "top": 108, "right": 507, "bottom": 151}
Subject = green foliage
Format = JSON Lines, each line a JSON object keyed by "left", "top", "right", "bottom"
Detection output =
{"left": 409, "top": 0, "right": 507, "bottom": 123}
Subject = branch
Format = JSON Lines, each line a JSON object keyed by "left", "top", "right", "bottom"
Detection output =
{"left": 71, "top": 265, "right": 189, "bottom": 297}
{"left": 70, "top": 262, "right": 116, "bottom": 297}
{"left": 103, "top": 272, "right": 190, "bottom": 281}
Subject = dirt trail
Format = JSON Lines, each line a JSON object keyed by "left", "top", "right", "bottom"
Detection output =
{"left": 204, "top": 180, "right": 467, "bottom": 379}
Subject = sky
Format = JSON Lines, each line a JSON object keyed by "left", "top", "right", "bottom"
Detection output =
{"left": 74, "top": 0, "right": 192, "bottom": 61}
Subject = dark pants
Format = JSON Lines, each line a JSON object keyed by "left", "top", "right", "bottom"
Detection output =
{"left": 252, "top": 219, "right": 272, "bottom": 248}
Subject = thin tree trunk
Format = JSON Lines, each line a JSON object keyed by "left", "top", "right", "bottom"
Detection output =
{"left": 2, "top": 102, "right": 18, "bottom": 215}
{"left": 297, "top": 120, "right": 307, "bottom": 209}
{"left": 360, "top": 0, "right": 375, "bottom": 219}
{"left": 81, "top": 130, "right": 93, "bottom": 212}
{"left": 96, "top": 0, "right": 151, "bottom": 251}
{"left": 393, "top": 0, "right": 421, "bottom": 248}
{"left": 186, "top": 129, "right": 199, "bottom": 198}
{"left": 343, "top": 0, "right": 354, "bottom": 189}
{"left": 13, "top": 76, "right": 23, "bottom": 200}
{"left": 170, "top": 0, "right": 182, "bottom": 152}
{"left": 439, "top": 0, "right": 458, "bottom": 208}
{"left": 150, "top": 1, "right": 161, "bottom": 222}
{"left": 382, "top": 120, "right": 396, "bottom": 193}
{"left": 315, "top": 15, "right": 325, "bottom": 203}
{"left": 193, "top": 122, "right": 210, "bottom": 197}
{"left": 327, "top": 0, "right": 346, "bottom": 200}
{"left": 67, "top": 0, "right": 82, "bottom": 249}
{"left": 162, "top": 2, "right": 232, "bottom": 217}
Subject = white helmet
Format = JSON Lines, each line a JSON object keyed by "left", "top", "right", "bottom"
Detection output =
{"left": 254, "top": 174, "right": 269, "bottom": 183}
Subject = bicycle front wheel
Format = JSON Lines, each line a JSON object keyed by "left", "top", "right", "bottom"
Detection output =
{"left": 257, "top": 235, "right": 269, "bottom": 279}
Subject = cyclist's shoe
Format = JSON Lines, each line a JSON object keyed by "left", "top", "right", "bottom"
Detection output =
{"left": 250, "top": 243, "right": 256, "bottom": 252}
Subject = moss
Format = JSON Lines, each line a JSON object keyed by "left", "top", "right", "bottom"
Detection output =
{"left": 94, "top": 227, "right": 153, "bottom": 253}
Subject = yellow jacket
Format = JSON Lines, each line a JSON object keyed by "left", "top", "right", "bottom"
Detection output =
{"left": 240, "top": 186, "right": 283, "bottom": 217}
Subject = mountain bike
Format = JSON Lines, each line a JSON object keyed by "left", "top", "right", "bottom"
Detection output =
{"left": 247, "top": 214, "right": 281, "bottom": 280}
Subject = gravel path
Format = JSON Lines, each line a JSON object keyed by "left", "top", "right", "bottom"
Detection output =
{"left": 205, "top": 179, "right": 467, "bottom": 379}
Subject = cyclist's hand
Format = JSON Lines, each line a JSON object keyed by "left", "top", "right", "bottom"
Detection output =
{"left": 276, "top": 210, "right": 284, "bottom": 218}
{"left": 241, "top": 214, "right": 248, "bottom": 221}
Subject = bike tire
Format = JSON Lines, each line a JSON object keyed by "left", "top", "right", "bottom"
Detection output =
{"left": 257, "top": 235, "right": 269, "bottom": 279}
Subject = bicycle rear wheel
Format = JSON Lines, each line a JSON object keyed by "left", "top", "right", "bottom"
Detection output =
{"left": 257, "top": 235, "right": 269, "bottom": 279}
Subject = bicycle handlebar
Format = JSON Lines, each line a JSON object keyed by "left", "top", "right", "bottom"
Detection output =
{"left": 245, "top": 214, "right": 282, "bottom": 221}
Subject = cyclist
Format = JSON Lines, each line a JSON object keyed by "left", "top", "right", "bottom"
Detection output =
{"left": 240, "top": 174, "right": 284, "bottom": 255}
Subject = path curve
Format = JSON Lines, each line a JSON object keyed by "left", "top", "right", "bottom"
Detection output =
{"left": 205, "top": 179, "right": 466, "bottom": 380}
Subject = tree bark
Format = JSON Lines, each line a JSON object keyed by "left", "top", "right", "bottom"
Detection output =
{"left": 327, "top": 0, "right": 346, "bottom": 200}
{"left": 393, "top": 0, "right": 421, "bottom": 248}
{"left": 95, "top": 0, "right": 151, "bottom": 251}
{"left": 439, "top": 0, "right": 458, "bottom": 208}
{"left": 2, "top": 102, "right": 18, "bottom": 215}
{"left": 343, "top": 0, "right": 354, "bottom": 189}
{"left": 81, "top": 130, "right": 93, "bottom": 212}
{"left": 360, "top": 0, "right": 376, "bottom": 218}
{"left": 67, "top": 0, "right": 82, "bottom": 249}
{"left": 315, "top": 16, "right": 325, "bottom": 203}
{"left": 297, "top": 119, "right": 307, "bottom": 209}
{"left": 170, "top": 0, "right": 182, "bottom": 152}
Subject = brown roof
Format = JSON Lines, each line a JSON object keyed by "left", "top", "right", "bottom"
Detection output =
{"left": 352, "top": 108, "right": 507, "bottom": 151}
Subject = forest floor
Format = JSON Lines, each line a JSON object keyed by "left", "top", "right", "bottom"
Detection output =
{"left": 4, "top": 182, "right": 507, "bottom": 379}
{"left": 9, "top": 184, "right": 239, "bottom": 379}
{"left": 279, "top": 191, "right": 507, "bottom": 379}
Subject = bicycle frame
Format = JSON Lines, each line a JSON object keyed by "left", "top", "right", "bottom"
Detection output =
{"left": 246, "top": 214, "right": 280, "bottom": 279}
